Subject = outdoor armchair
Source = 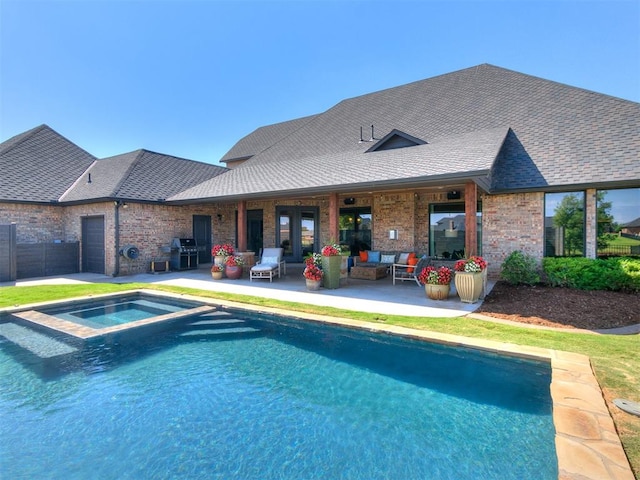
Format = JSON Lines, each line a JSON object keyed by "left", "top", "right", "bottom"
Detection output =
{"left": 392, "top": 255, "right": 431, "bottom": 285}
{"left": 250, "top": 248, "right": 286, "bottom": 282}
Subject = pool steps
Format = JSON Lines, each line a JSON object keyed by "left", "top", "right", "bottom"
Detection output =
{"left": 180, "top": 312, "right": 262, "bottom": 337}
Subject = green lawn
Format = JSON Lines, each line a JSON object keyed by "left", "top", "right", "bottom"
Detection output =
{"left": 1, "top": 283, "right": 639, "bottom": 477}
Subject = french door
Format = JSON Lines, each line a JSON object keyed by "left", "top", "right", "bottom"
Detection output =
{"left": 276, "top": 206, "right": 319, "bottom": 262}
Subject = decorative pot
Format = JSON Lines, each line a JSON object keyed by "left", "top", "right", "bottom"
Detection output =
{"left": 425, "top": 283, "right": 450, "bottom": 300}
{"left": 225, "top": 265, "right": 243, "bottom": 280}
{"left": 214, "top": 255, "right": 227, "bottom": 268}
{"left": 211, "top": 271, "right": 223, "bottom": 280}
{"left": 305, "top": 278, "right": 322, "bottom": 291}
{"left": 454, "top": 271, "right": 484, "bottom": 303}
{"left": 321, "top": 255, "right": 341, "bottom": 289}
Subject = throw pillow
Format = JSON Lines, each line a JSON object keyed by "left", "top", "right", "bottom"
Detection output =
{"left": 368, "top": 251, "right": 381, "bottom": 263}
{"left": 407, "top": 256, "right": 419, "bottom": 273}
{"left": 381, "top": 254, "right": 395, "bottom": 264}
{"left": 397, "top": 253, "right": 410, "bottom": 264}
{"left": 359, "top": 251, "right": 368, "bottom": 262}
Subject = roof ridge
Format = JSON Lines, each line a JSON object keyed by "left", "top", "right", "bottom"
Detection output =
{"left": 111, "top": 149, "right": 145, "bottom": 198}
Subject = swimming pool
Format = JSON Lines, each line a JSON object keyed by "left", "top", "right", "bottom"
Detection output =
{"left": 0, "top": 298, "right": 558, "bottom": 479}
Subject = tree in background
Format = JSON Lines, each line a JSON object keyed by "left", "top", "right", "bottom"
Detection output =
{"left": 553, "top": 193, "right": 585, "bottom": 255}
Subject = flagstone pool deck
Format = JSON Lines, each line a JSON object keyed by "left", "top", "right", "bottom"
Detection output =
{"left": 1, "top": 264, "right": 636, "bottom": 480}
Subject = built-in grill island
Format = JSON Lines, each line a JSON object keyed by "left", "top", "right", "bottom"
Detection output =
{"left": 170, "top": 238, "right": 198, "bottom": 270}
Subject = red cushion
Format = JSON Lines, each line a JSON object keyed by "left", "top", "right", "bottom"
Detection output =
{"left": 407, "top": 256, "right": 419, "bottom": 273}
{"left": 359, "top": 251, "right": 368, "bottom": 262}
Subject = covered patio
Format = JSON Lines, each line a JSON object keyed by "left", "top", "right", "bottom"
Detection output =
{"left": 3, "top": 263, "right": 494, "bottom": 318}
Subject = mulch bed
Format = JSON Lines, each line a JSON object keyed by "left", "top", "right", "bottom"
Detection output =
{"left": 475, "top": 281, "right": 640, "bottom": 330}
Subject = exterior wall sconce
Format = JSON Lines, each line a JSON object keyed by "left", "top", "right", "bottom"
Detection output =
{"left": 389, "top": 229, "right": 398, "bottom": 240}
{"left": 217, "top": 214, "right": 223, "bottom": 221}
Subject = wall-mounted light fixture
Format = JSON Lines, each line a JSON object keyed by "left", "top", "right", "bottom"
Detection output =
{"left": 447, "top": 190, "right": 461, "bottom": 200}
{"left": 344, "top": 197, "right": 356, "bottom": 205}
{"left": 389, "top": 229, "right": 398, "bottom": 240}
{"left": 217, "top": 214, "right": 223, "bottom": 222}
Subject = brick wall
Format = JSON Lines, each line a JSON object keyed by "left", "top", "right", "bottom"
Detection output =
{"left": 1, "top": 190, "right": 560, "bottom": 279}
{"left": 0, "top": 203, "right": 66, "bottom": 242}
{"left": 482, "top": 192, "right": 545, "bottom": 275}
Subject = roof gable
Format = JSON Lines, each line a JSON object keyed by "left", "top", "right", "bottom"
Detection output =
{"left": 0, "top": 125, "right": 96, "bottom": 203}
{"left": 365, "top": 129, "right": 427, "bottom": 152}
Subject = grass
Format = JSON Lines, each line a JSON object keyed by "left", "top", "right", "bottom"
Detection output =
{"left": 1, "top": 282, "right": 639, "bottom": 477}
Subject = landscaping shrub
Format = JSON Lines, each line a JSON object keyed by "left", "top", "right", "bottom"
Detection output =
{"left": 542, "top": 257, "right": 640, "bottom": 292}
{"left": 500, "top": 250, "right": 540, "bottom": 285}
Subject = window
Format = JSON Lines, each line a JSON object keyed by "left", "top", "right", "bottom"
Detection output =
{"left": 544, "top": 192, "right": 585, "bottom": 257}
{"left": 429, "top": 203, "right": 481, "bottom": 258}
{"left": 339, "top": 208, "right": 371, "bottom": 255}
{"left": 596, "top": 188, "right": 640, "bottom": 257}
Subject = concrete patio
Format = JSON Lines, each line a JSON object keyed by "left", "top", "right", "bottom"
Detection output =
{"left": 2, "top": 263, "right": 494, "bottom": 319}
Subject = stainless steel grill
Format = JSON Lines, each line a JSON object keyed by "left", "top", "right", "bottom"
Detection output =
{"left": 170, "top": 238, "right": 198, "bottom": 270}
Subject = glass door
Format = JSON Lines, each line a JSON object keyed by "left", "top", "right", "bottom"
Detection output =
{"left": 277, "top": 206, "right": 319, "bottom": 262}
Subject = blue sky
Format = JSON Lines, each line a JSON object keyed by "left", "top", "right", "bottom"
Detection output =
{"left": 1, "top": 0, "right": 639, "bottom": 165}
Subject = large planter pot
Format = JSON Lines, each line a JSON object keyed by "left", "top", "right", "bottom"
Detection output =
{"left": 321, "top": 255, "right": 341, "bottom": 289}
{"left": 211, "top": 271, "right": 223, "bottom": 280}
{"left": 339, "top": 254, "right": 349, "bottom": 285}
{"left": 425, "top": 283, "right": 450, "bottom": 300}
{"left": 225, "top": 265, "right": 243, "bottom": 280}
{"left": 454, "top": 271, "right": 484, "bottom": 303}
{"left": 214, "top": 255, "right": 227, "bottom": 275}
{"left": 305, "top": 278, "right": 322, "bottom": 291}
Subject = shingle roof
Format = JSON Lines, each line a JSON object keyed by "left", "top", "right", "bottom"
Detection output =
{"left": 220, "top": 114, "right": 320, "bottom": 163}
{"left": 0, "top": 125, "right": 96, "bottom": 202}
{"left": 169, "top": 127, "right": 510, "bottom": 201}
{"left": 623, "top": 217, "right": 640, "bottom": 228}
{"left": 61, "top": 149, "right": 228, "bottom": 203}
{"left": 176, "top": 64, "right": 640, "bottom": 200}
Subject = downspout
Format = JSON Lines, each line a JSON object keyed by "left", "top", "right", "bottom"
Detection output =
{"left": 114, "top": 201, "right": 120, "bottom": 277}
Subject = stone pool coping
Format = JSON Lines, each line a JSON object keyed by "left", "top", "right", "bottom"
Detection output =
{"left": 1, "top": 289, "right": 634, "bottom": 480}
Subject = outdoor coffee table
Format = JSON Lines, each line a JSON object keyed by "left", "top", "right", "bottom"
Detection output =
{"left": 350, "top": 264, "right": 388, "bottom": 280}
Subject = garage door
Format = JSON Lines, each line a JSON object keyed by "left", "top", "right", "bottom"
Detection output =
{"left": 82, "top": 216, "right": 105, "bottom": 274}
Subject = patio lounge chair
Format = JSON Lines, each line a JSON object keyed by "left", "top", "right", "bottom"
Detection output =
{"left": 250, "top": 248, "right": 286, "bottom": 282}
{"left": 392, "top": 255, "right": 431, "bottom": 285}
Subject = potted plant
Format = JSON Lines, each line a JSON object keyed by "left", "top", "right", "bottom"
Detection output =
{"left": 418, "top": 266, "right": 452, "bottom": 300}
{"left": 210, "top": 263, "right": 224, "bottom": 280}
{"left": 453, "top": 255, "right": 487, "bottom": 303}
{"left": 303, "top": 261, "right": 323, "bottom": 291}
{"left": 320, "top": 243, "right": 342, "bottom": 289}
{"left": 224, "top": 255, "right": 244, "bottom": 279}
{"left": 211, "top": 243, "right": 235, "bottom": 267}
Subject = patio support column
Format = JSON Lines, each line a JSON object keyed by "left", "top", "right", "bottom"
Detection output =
{"left": 464, "top": 181, "right": 478, "bottom": 257}
{"left": 328, "top": 192, "right": 339, "bottom": 243}
{"left": 237, "top": 200, "right": 247, "bottom": 251}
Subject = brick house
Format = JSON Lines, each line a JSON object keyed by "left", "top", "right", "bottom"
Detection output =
{"left": 1, "top": 64, "right": 639, "bottom": 281}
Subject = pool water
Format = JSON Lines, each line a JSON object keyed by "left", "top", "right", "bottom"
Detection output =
{"left": 0, "top": 309, "right": 558, "bottom": 480}
{"left": 41, "top": 296, "right": 193, "bottom": 328}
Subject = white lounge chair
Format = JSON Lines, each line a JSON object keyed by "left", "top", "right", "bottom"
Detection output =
{"left": 250, "top": 248, "right": 286, "bottom": 282}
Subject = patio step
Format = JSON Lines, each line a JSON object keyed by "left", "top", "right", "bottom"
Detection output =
{"left": 0, "top": 322, "right": 78, "bottom": 358}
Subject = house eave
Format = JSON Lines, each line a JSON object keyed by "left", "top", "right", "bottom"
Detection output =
{"left": 166, "top": 170, "right": 491, "bottom": 204}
